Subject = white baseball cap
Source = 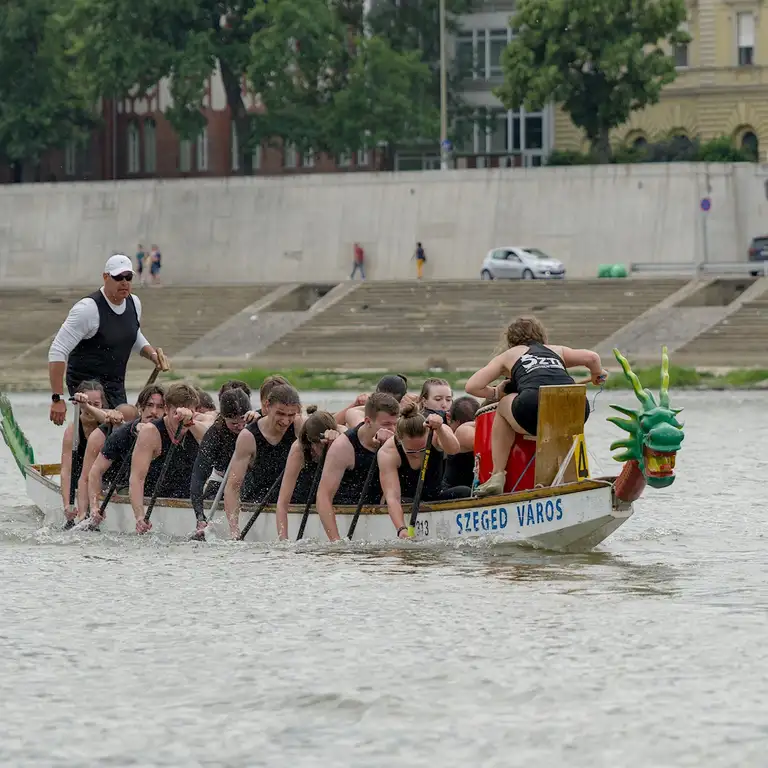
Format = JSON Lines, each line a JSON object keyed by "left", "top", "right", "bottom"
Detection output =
{"left": 104, "top": 254, "right": 134, "bottom": 276}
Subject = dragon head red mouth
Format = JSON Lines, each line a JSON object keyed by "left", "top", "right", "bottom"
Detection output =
{"left": 643, "top": 447, "right": 677, "bottom": 487}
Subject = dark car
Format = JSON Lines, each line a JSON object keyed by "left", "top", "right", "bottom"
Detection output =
{"left": 748, "top": 236, "right": 768, "bottom": 276}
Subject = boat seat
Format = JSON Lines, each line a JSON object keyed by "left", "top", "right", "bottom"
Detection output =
{"left": 533, "top": 384, "right": 587, "bottom": 487}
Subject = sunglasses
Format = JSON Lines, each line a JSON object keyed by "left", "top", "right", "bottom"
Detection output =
{"left": 111, "top": 273, "right": 133, "bottom": 282}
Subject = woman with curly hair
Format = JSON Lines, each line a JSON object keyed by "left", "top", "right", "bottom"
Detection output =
{"left": 465, "top": 316, "right": 607, "bottom": 497}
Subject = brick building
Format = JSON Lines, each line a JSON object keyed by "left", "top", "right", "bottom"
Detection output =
{"left": 1, "top": 68, "right": 375, "bottom": 184}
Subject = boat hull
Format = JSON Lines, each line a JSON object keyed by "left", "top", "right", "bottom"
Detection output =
{"left": 25, "top": 464, "right": 633, "bottom": 552}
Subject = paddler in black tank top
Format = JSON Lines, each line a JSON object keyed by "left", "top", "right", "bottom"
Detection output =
{"left": 276, "top": 408, "right": 347, "bottom": 540}
{"left": 378, "top": 403, "right": 470, "bottom": 540}
{"left": 60, "top": 380, "right": 106, "bottom": 523}
{"left": 86, "top": 385, "right": 166, "bottom": 525}
{"left": 129, "top": 383, "right": 207, "bottom": 534}
{"left": 315, "top": 392, "right": 401, "bottom": 542}
{"left": 465, "top": 315, "right": 608, "bottom": 497}
{"left": 443, "top": 396, "right": 480, "bottom": 490}
{"left": 224, "top": 383, "right": 303, "bottom": 540}
{"left": 76, "top": 383, "right": 165, "bottom": 523}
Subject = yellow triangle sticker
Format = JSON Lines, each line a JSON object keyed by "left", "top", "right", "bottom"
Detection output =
{"left": 573, "top": 433, "right": 590, "bottom": 480}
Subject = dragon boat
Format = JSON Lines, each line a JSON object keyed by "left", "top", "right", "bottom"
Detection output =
{"left": 0, "top": 348, "right": 685, "bottom": 552}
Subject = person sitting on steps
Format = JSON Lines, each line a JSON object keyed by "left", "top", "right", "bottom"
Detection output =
{"left": 465, "top": 316, "right": 607, "bottom": 498}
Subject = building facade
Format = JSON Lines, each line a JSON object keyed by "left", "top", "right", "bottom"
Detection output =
{"left": 554, "top": 0, "right": 767, "bottom": 158}
{"left": 0, "top": 67, "right": 375, "bottom": 184}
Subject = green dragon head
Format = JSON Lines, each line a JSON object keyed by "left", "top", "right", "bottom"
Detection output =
{"left": 607, "top": 346, "right": 684, "bottom": 489}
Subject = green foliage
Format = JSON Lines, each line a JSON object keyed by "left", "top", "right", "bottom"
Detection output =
{"left": 246, "top": 0, "right": 436, "bottom": 156}
{"left": 496, "top": 0, "right": 689, "bottom": 161}
{"left": 0, "top": 0, "right": 96, "bottom": 177}
{"left": 548, "top": 135, "right": 756, "bottom": 165}
{"left": 67, "top": 0, "right": 436, "bottom": 170}
{"left": 366, "top": 0, "right": 479, "bottom": 159}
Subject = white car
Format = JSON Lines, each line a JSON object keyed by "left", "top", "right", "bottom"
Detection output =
{"left": 480, "top": 247, "right": 566, "bottom": 280}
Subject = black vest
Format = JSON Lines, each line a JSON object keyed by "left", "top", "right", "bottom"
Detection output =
{"left": 395, "top": 440, "right": 445, "bottom": 502}
{"left": 144, "top": 418, "right": 199, "bottom": 499}
{"left": 508, "top": 342, "right": 574, "bottom": 393}
{"left": 443, "top": 450, "right": 475, "bottom": 489}
{"left": 335, "top": 425, "right": 381, "bottom": 505}
{"left": 243, "top": 419, "right": 296, "bottom": 502}
{"left": 66, "top": 290, "right": 139, "bottom": 391}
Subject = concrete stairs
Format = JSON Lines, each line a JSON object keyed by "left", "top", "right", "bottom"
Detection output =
{"left": 0, "top": 285, "right": 275, "bottom": 372}
{"left": 256, "top": 278, "right": 690, "bottom": 370}
{"left": 673, "top": 278, "right": 768, "bottom": 366}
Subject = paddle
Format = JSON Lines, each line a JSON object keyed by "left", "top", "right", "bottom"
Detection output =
{"left": 63, "top": 403, "right": 82, "bottom": 530}
{"left": 142, "top": 420, "right": 185, "bottom": 531}
{"left": 187, "top": 455, "right": 235, "bottom": 541}
{"left": 347, "top": 455, "right": 379, "bottom": 541}
{"left": 296, "top": 445, "right": 329, "bottom": 541}
{"left": 239, "top": 470, "right": 285, "bottom": 541}
{"left": 406, "top": 429, "right": 434, "bottom": 539}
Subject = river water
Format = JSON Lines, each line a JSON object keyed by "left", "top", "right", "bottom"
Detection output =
{"left": 0, "top": 390, "right": 766, "bottom": 767}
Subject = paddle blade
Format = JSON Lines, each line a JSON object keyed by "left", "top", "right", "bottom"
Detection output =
{"left": 0, "top": 393, "right": 35, "bottom": 476}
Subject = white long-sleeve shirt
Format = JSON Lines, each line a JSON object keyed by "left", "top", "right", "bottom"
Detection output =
{"left": 48, "top": 288, "right": 151, "bottom": 363}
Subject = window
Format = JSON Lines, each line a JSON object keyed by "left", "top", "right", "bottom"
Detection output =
{"left": 127, "top": 121, "right": 140, "bottom": 174}
{"left": 456, "top": 32, "right": 474, "bottom": 76}
{"left": 525, "top": 115, "right": 543, "bottom": 150}
{"left": 741, "top": 131, "right": 759, "bottom": 160}
{"left": 196, "top": 126, "right": 208, "bottom": 171}
{"left": 64, "top": 141, "right": 77, "bottom": 176}
{"left": 284, "top": 142, "right": 298, "bottom": 168}
{"left": 303, "top": 149, "right": 315, "bottom": 168}
{"left": 633, "top": 136, "right": 649, "bottom": 149}
{"left": 144, "top": 119, "right": 156, "bottom": 173}
{"left": 737, "top": 12, "right": 755, "bottom": 66}
{"left": 253, "top": 143, "right": 262, "bottom": 171}
{"left": 476, "top": 33, "right": 486, "bottom": 78}
{"left": 489, "top": 110, "right": 508, "bottom": 152}
{"left": 488, "top": 29, "right": 508, "bottom": 77}
{"left": 338, "top": 151, "right": 351, "bottom": 168}
{"left": 179, "top": 139, "right": 192, "bottom": 172}
{"left": 231, "top": 122, "right": 239, "bottom": 171}
{"left": 356, "top": 148, "right": 369, "bottom": 166}
{"left": 674, "top": 22, "right": 689, "bottom": 67}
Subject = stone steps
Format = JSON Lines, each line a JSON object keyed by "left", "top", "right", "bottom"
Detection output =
{"left": 258, "top": 278, "right": 689, "bottom": 369}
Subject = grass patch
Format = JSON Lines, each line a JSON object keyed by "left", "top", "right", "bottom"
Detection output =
{"left": 193, "top": 365, "right": 768, "bottom": 393}
{"left": 602, "top": 364, "right": 704, "bottom": 390}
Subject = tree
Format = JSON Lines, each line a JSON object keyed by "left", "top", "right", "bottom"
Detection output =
{"left": 246, "top": 0, "right": 436, "bottom": 167}
{"left": 495, "top": 0, "right": 690, "bottom": 162}
{"left": 0, "top": 0, "right": 96, "bottom": 182}
{"left": 366, "top": 0, "right": 479, "bottom": 159}
{"left": 67, "top": 0, "right": 266, "bottom": 174}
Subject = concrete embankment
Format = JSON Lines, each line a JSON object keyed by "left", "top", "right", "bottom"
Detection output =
{"left": 1, "top": 163, "right": 767, "bottom": 286}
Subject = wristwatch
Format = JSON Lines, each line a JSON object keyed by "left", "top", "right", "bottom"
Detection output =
{"left": 51, "top": 394, "right": 63, "bottom": 403}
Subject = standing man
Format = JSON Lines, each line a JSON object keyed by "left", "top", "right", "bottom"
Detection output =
{"left": 413, "top": 242, "right": 426, "bottom": 280}
{"left": 48, "top": 254, "right": 168, "bottom": 425}
{"left": 350, "top": 242, "right": 365, "bottom": 280}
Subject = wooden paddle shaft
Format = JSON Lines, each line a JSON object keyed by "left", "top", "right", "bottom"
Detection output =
{"left": 239, "top": 469, "right": 285, "bottom": 540}
{"left": 407, "top": 429, "right": 434, "bottom": 535}
{"left": 347, "top": 455, "right": 379, "bottom": 541}
{"left": 296, "top": 447, "right": 328, "bottom": 541}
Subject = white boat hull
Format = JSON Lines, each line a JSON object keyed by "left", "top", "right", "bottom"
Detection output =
{"left": 25, "top": 464, "right": 634, "bottom": 552}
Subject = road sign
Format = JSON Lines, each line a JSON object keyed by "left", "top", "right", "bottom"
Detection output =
{"left": 441, "top": 139, "right": 452, "bottom": 151}
{"left": 700, "top": 197, "right": 711, "bottom": 212}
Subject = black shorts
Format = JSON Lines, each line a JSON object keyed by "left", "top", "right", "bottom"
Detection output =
{"left": 510, "top": 388, "right": 590, "bottom": 436}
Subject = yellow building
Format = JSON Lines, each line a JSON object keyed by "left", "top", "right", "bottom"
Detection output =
{"left": 554, "top": 0, "right": 767, "bottom": 158}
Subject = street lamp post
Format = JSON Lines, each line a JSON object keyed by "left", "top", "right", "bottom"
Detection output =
{"left": 439, "top": 0, "right": 449, "bottom": 170}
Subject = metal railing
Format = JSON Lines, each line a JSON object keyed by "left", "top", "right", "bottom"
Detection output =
{"left": 630, "top": 261, "right": 768, "bottom": 276}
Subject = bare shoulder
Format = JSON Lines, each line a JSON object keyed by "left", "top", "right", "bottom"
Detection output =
{"left": 378, "top": 438, "right": 399, "bottom": 467}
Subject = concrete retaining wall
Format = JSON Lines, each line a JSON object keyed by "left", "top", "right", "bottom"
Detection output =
{"left": 1, "top": 163, "right": 767, "bottom": 286}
